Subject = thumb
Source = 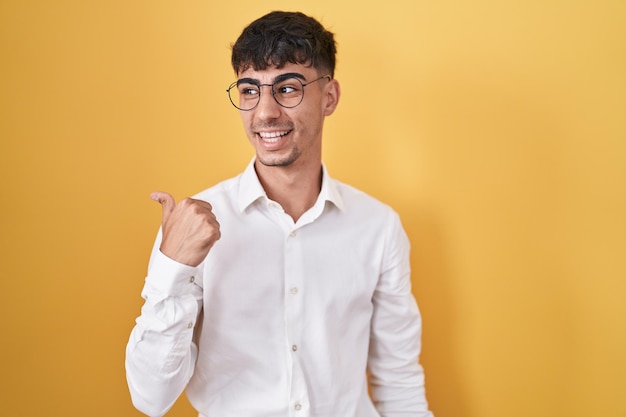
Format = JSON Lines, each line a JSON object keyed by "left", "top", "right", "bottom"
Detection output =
{"left": 150, "top": 191, "right": 176, "bottom": 223}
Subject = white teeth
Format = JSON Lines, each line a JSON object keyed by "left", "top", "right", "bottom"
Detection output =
{"left": 258, "top": 131, "right": 289, "bottom": 140}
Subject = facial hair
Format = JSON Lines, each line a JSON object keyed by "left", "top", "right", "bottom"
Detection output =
{"left": 251, "top": 121, "right": 301, "bottom": 167}
{"left": 257, "top": 145, "right": 301, "bottom": 167}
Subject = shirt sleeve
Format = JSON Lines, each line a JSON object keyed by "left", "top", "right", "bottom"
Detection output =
{"left": 125, "top": 232, "right": 204, "bottom": 417}
{"left": 368, "top": 211, "right": 434, "bottom": 417}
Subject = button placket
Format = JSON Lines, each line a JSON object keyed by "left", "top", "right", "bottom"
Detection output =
{"left": 283, "top": 225, "right": 308, "bottom": 414}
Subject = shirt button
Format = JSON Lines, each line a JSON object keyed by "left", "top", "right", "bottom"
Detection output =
{"left": 289, "top": 231, "right": 297, "bottom": 238}
{"left": 292, "top": 345, "right": 298, "bottom": 352}
{"left": 189, "top": 276, "right": 195, "bottom": 283}
{"left": 294, "top": 403, "right": 302, "bottom": 411}
{"left": 187, "top": 322, "right": 194, "bottom": 328}
{"left": 290, "top": 287, "right": 298, "bottom": 295}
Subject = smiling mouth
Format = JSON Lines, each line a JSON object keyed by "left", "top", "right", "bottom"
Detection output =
{"left": 257, "top": 130, "right": 292, "bottom": 143}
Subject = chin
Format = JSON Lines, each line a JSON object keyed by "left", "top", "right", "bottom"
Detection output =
{"left": 258, "top": 157, "right": 295, "bottom": 167}
{"left": 257, "top": 152, "right": 301, "bottom": 168}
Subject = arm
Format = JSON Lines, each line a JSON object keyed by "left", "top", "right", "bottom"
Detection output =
{"left": 125, "top": 192, "right": 220, "bottom": 417}
{"left": 125, "top": 245, "right": 203, "bottom": 416}
{"left": 368, "top": 212, "right": 434, "bottom": 417}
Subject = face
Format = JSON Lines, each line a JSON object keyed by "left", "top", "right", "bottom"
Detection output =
{"left": 235, "top": 63, "right": 340, "bottom": 169}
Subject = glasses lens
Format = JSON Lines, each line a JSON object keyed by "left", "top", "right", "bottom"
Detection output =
{"left": 272, "top": 78, "right": 304, "bottom": 108}
{"left": 229, "top": 82, "right": 260, "bottom": 110}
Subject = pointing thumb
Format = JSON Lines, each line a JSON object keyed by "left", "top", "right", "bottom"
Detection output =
{"left": 150, "top": 191, "right": 176, "bottom": 223}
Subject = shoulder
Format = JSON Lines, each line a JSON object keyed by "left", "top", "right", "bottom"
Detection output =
{"left": 191, "top": 173, "right": 242, "bottom": 205}
{"left": 333, "top": 178, "right": 396, "bottom": 215}
{"left": 330, "top": 178, "right": 404, "bottom": 231}
{"left": 329, "top": 179, "right": 410, "bottom": 263}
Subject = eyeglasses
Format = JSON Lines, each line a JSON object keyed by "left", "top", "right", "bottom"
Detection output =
{"left": 226, "top": 74, "right": 331, "bottom": 111}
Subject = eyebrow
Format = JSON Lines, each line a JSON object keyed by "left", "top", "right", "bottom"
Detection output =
{"left": 237, "top": 72, "right": 307, "bottom": 86}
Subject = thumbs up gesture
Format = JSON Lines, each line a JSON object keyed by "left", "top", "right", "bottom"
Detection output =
{"left": 150, "top": 191, "right": 221, "bottom": 267}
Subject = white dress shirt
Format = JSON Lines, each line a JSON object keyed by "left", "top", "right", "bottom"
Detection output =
{"left": 125, "top": 159, "right": 433, "bottom": 417}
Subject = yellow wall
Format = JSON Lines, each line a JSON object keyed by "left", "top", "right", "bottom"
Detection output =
{"left": 1, "top": 1, "right": 624, "bottom": 416}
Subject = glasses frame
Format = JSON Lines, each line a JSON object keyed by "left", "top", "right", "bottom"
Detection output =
{"left": 226, "top": 75, "right": 331, "bottom": 111}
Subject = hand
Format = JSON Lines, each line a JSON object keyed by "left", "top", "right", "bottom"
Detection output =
{"left": 151, "top": 191, "right": 221, "bottom": 267}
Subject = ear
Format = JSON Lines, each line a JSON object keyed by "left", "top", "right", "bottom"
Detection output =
{"left": 322, "top": 79, "right": 341, "bottom": 116}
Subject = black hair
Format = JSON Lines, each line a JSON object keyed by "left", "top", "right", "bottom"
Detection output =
{"left": 231, "top": 11, "right": 337, "bottom": 77}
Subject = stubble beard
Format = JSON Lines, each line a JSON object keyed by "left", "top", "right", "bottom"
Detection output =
{"left": 257, "top": 146, "right": 301, "bottom": 167}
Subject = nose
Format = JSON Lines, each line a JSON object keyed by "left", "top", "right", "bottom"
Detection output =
{"left": 254, "top": 85, "right": 282, "bottom": 121}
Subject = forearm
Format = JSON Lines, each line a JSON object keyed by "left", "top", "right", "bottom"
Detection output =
{"left": 368, "top": 295, "right": 432, "bottom": 417}
{"left": 125, "top": 252, "right": 203, "bottom": 417}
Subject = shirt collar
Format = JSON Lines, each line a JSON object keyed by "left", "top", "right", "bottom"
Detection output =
{"left": 237, "top": 158, "right": 345, "bottom": 213}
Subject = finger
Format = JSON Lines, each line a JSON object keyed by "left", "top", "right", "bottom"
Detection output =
{"left": 150, "top": 191, "right": 176, "bottom": 223}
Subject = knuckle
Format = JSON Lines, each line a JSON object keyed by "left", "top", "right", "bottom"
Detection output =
{"left": 178, "top": 198, "right": 194, "bottom": 208}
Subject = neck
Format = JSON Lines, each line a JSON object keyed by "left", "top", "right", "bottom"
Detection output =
{"left": 254, "top": 159, "right": 323, "bottom": 222}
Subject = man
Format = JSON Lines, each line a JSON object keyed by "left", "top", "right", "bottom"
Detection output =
{"left": 126, "top": 11, "right": 434, "bottom": 417}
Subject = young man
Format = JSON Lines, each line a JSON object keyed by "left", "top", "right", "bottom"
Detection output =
{"left": 126, "top": 11, "right": 434, "bottom": 417}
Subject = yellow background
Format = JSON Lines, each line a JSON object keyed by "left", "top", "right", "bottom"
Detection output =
{"left": 1, "top": 1, "right": 625, "bottom": 416}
